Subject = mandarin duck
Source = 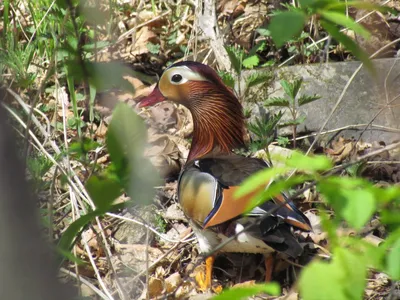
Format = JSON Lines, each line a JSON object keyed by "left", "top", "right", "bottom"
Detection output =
{"left": 139, "top": 61, "right": 312, "bottom": 289}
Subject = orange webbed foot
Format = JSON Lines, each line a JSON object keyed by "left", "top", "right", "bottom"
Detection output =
{"left": 194, "top": 256, "right": 215, "bottom": 292}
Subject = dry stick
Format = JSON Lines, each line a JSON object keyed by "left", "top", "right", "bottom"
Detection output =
{"left": 10, "top": 4, "right": 29, "bottom": 41}
{"left": 367, "top": 161, "right": 400, "bottom": 164}
{"left": 197, "top": 0, "right": 233, "bottom": 72}
{"left": 48, "top": 165, "right": 59, "bottom": 244}
{"left": 185, "top": 0, "right": 200, "bottom": 60}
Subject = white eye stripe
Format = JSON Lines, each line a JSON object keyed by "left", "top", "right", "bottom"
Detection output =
{"left": 164, "top": 66, "right": 208, "bottom": 85}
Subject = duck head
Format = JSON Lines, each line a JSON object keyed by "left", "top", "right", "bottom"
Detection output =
{"left": 139, "top": 61, "right": 246, "bottom": 161}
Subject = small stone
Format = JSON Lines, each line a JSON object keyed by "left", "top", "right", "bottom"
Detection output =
{"left": 163, "top": 203, "right": 186, "bottom": 222}
{"left": 80, "top": 283, "right": 96, "bottom": 298}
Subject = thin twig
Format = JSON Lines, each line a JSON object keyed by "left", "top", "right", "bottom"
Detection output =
{"left": 271, "top": 123, "right": 400, "bottom": 145}
{"left": 60, "top": 268, "right": 109, "bottom": 300}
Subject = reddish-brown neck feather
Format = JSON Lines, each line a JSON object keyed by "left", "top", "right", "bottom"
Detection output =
{"left": 186, "top": 81, "right": 245, "bottom": 161}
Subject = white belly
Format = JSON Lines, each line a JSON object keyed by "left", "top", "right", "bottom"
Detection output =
{"left": 191, "top": 221, "right": 274, "bottom": 255}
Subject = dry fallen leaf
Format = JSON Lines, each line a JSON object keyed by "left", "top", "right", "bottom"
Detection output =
{"left": 147, "top": 277, "right": 164, "bottom": 298}
{"left": 150, "top": 102, "right": 177, "bottom": 127}
{"left": 130, "top": 26, "right": 158, "bottom": 56}
{"left": 325, "top": 137, "right": 371, "bottom": 163}
{"left": 165, "top": 272, "right": 183, "bottom": 293}
{"left": 95, "top": 122, "right": 108, "bottom": 138}
{"left": 232, "top": 280, "right": 256, "bottom": 288}
{"left": 145, "top": 135, "right": 182, "bottom": 178}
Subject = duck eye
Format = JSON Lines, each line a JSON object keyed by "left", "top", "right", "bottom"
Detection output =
{"left": 171, "top": 74, "right": 183, "bottom": 83}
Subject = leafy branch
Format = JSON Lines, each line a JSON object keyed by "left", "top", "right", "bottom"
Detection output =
{"left": 264, "top": 78, "right": 321, "bottom": 147}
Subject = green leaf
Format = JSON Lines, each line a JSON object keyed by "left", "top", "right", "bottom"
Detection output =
{"left": 245, "top": 71, "right": 272, "bottom": 89}
{"left": 57, "top": 248, "right": 87, "bottom": 265}
{"left": 219, "top": 71, "right": 235, "bottom": 89}
{"left": 343, "top": 190, "right": 375, "bottom": 230}
{"left": 106, "top": 103, "right": 161, "bottom": 204}
{"left": 286, "top": 151, "right": 333, "bottom": 171}
{"left": 280, "top": 79, "right": 293, "bottom": 99}
{"left": 278, "top": 115, "right": 306, "bottom": 127}
{"left": 300, "top": 260, "right": 347, "bottom": 300}
{"left": 277, "top": 136, "right": 290, "bottom": 147}
{"left": 225, "top": 46, "right": 244, "bottom": 74}
{"left": 86, "top": 61, "right": 136, "bottom": 93}
{"left": 269, "top": 11, "right": 307, "bottom": 48}
{"left": 337, "top": 247, "right": 367, "bottom": 299}
{"left": 300, "top": 247, "right": 367, "bottom": 300}
{"left": 248, "top": 42, "right": 266, "bottom": 56}
{"left": 235, "top": 167, "right": 290, "bottom": 199}
{"left": 212, "top": 283, "right": 280, "bottom": 300}
{"left": 298, "top": 94, "right": 322, "bottom": 106}
{"left": 264, "top": 97, "right": 290, "bottom": 107}
{"left": 248, "top": 112, "right": 283, "bottom": 148}
{"left": 321, "top": 20, "right": 374, "bottom": 72}
{"left": 387, "top": 238, "right": 400, "bottom": 279}
{"left": 320, "top": 11, "right": 370, "bottom": 39}
{"left": 146, "top": 42, "right": 161, "bottom": 54}
{"left": 68, "top": 138, "right": 100, "bottom": 156}
{"left": 256, "top": 28, "right": 271, "bottom": 36}
{"left": 242, "top": 55, "right": 260, "bottom": 69}
{"left": 375, "top": 186, "right": 400, "bottom": 204}
{"left": 359, "top": 241, "right": 385, "bottom": 269}
{"left": 291, "top": 78, "right": 303, "bottom": 99}
{"left": 319, "top": 177, "right": 376, "bottom": 230}
{"left": 86, "top": 176, "right": 122, "bottom": 211}
{"left": 82, "top": 41, "right": 110, "bottom": 52}
{"left": 381, "top": 211, "right": 400, "bottom": 225}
